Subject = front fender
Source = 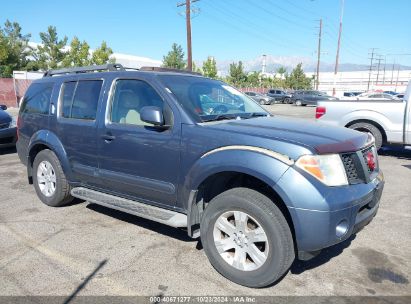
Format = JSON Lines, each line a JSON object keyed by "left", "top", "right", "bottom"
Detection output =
{"left": 182, "top": 149, "right": 292, "bottom": 210}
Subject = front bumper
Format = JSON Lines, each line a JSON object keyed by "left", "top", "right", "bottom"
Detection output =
{"left": 0, "top": 126, "right": 17, "bottom": 148}
{"left": 275, "top": 167, "right": 384, "bottom": 258}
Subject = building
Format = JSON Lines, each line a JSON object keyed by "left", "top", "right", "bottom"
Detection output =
{"left": 306, "top": 70, "right": 411, "bottom": 96}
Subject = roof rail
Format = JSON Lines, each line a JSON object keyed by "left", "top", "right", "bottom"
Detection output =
{"left": 43, "top": 63, "right": 125, "bottom": 77}
{"left": 140, "top": 66, "right": 202, "bottom": 76}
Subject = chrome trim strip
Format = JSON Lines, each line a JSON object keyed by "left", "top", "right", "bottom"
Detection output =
{"left": 201, "top": 145, "right": 294, "bottom": 165}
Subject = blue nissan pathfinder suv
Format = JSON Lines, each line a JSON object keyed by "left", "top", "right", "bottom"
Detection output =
{"left": 16, "top": 64, "right": 384, "bottom": 287}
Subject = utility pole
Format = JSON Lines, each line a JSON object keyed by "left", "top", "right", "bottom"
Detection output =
{"left": 367, "top": 48, "right": 377, "bottom": 91}
{"left": 395, "top": 65, "right": 400, "bottom": 91}
{"left": 316, "top": 19, "right": 322, "bottom": 90}
{"left": 375, "top": 55, "right": 384, "bottom": 85}
{"left": 177, "top": 0, "right": 199, "bottom": 71}
{"left": 332, "top": 0, "right": 344, "bottom": 96}
{"left": 391, "top": 59, "right": 396, "bottom": 84}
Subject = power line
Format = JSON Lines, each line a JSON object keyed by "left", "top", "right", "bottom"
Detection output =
{"left": 202, "top": 1, "right": 312, "bottom": 53}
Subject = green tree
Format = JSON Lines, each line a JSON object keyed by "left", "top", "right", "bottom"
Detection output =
{"left": 202, "top": 56, "right": 217, "bottom": 78}
{"left": 276, "top": 66, "right": 287, "bottom": 78}
{"left": 228, "top": 61, "right": 247, "bottom": 86}
{"left": 285, "top": 63, "right": 312, "bottom": 90}
{"left": 162, "top": 43, "right": 185, "bottom": 69}
{"left": 247, "top": 71, "right": 261, "bottom": 87}
{"left": 91, "top": 41, "right": 115, "bottom": 65}
{"left": 0, "top": 20, "right": 32, "bottom": 77}
{"left": 62, "top": 37, "right": 90, "bottom": 67}
{"left": 35, "top": 26, "right": 68, "bottom": 70}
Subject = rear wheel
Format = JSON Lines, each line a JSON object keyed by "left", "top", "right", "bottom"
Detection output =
{"left": 348, "top": 122, "right": 383, "bottom": 150}
{"left": 200, "top": 188, "right": 294, "bottom": 287}
{"left": 284, "top": 97, "right": 291, "bottom": 104}
{"left": 33, "top": 149, "right": 74, "bottom": 207}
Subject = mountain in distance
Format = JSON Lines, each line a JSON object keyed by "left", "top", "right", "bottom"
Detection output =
{"left": 196, "top": 54, "right": 411, "bottom": 76}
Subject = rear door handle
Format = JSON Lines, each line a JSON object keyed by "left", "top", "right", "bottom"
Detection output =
{"left": 101, "top": 134, "right": 116, "bottom": 141}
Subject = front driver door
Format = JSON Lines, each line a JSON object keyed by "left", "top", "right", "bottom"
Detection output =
{"left": 98, "top": 78, "right": 181, "bottom": 208}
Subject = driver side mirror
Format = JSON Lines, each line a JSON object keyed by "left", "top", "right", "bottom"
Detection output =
{"left": 0, "top": 105, "right": 7, "bottom": 111}
{"left": 140, "top": 106, "right": 169, "bottom": 128}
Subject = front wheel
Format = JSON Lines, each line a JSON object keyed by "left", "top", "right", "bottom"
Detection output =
{"left": 33, "top": 149, "right": 74, "bottom": 207}
{"left": 200, "top": 188, "right": 294, "bottom": 287}
{"left": 295, "top": 100, "right": 302, "bottom": 106}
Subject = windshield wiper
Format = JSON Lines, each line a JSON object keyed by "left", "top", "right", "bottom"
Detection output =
{"left": 202, "top": 114, "right": 239, "bottom": 122}
{"left": 242, "top": 112, "right": 271, "bottom": 119}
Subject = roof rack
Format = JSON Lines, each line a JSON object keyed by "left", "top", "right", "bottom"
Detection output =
{"left": 43, "top": 63, "right": 125, "bottom": 77}
{"left": 140, "top": 66, "right": 202, "bottom": 76}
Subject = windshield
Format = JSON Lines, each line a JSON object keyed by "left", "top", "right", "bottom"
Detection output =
{"left": 157, "top": 75, "right": 269, "bottom": 122}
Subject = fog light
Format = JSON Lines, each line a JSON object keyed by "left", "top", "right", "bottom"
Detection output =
{"left": 336, "top": 220, "right": 349, "bottom": 238}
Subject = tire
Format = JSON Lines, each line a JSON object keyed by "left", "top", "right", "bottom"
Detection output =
{"left": 284, "top": 97, "right": 291, "bottom": 104}
{"left": 295, "top": 100, "right": 302, "bottom": 106}
{"left": 259, "top": 99, "right": 265, "bottom": 105}
{"left": 200, "top": 188, "right": 294, "bottom": 288}
{"left": 33, "top": 149, "right": 74, "bottom": 207}
{"left": 348, "top": 122, "right": 383, "bottom": 150}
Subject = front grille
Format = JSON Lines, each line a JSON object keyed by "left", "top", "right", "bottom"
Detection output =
{"left": 341, "top": 153, "right": 363, "bottom": 184}
{"left": 0, "top": 122, "right": 10, "bottom": 129}
{"left": 341, "top": 145, "right": 377, "bottom": 184}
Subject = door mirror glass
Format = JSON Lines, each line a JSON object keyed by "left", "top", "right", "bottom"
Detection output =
{"left": 140, "top": 106, "right": 165, "bottom": 126}
{"left": 0, "top": 105, "right": 7, "bottom": 110}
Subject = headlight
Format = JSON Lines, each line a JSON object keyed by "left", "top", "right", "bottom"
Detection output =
{"left": 296, "top": 154, "right": 348, "bottom": 186}
{"left": 9, "top": 117, "right": 17, "bottom": 128}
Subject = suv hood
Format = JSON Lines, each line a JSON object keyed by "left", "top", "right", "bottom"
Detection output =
{"left": 205, "top": 116, "right": 370, "bottom": 154}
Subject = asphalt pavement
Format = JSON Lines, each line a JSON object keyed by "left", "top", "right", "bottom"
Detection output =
{"left": 0, "top": 104, "right": 410, "bottom": 297}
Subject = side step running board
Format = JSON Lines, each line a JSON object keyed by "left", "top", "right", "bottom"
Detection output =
{"left": 71, "top": 187, "right": 187, "bottom": 228}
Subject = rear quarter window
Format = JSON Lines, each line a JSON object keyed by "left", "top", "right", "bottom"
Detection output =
{"left": 20, "top": 82, "right": 54, "bottom": 114}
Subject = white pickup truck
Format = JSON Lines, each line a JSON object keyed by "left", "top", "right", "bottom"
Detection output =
{"left": 316, "top": 82, "right": 411, "bottom": 149}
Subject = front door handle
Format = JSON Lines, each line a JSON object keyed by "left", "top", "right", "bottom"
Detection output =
{"left": 102, "top": 134, "right": 116, "bottom": 141}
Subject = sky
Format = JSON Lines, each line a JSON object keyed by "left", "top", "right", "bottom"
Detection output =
{"left": 2, "top": 0, "right": 411, "bottom": 66}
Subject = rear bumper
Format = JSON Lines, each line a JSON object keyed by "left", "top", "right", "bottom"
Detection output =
{"left": 0, "top": 127, "right": 17, "bottom": 148}
{"left": 276, "top": 167, "right": 384, "bottom": 257}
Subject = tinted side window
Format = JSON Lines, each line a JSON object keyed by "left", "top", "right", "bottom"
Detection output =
{"left": 21, "top": 83, "right": 53, "bottom": 114}
{"left": 60, "top": 80, "right": 102, "bottom": 120}
{"left": 110, "top": 79, "right": 163, "bottom": 126}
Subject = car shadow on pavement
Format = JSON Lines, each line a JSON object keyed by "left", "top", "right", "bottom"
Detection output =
{"left": 379, "top": 146, "right": 411, "bottom": 160}
{"left": 0, "top": 147, "right": 17, "bottom": 155}
{"left": 290, "top": 234, "right": 356, "bottom": 274}
{"left": 86, "top": 203, "right": 195, "bottom": 242}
